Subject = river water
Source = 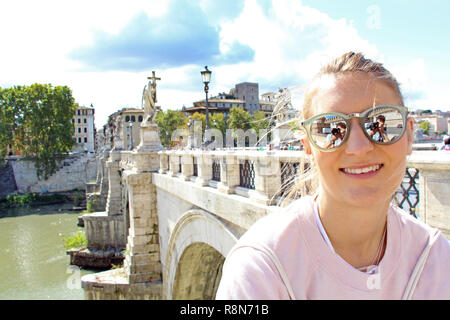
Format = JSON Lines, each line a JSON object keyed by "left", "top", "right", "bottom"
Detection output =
{"left": 0, "top": 203, "right": 96, "bottom": 300}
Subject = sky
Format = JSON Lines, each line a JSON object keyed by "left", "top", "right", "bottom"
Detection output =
{"left": 1, "top": 0, "right": 449, "bottom": 129}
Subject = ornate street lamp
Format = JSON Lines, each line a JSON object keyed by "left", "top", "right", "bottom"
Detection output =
{"left": 201, "top": 66, "right": 212, "bottom": 145}
{"left": 127, "top": 119, "right": 133, "bottom": 150}
{"left": 187, "top": 116, "right": 194, "bottom": 149}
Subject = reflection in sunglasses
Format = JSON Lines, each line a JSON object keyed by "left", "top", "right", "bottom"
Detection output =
{"left": 302, "top": 105, "right": 408, "bottom": 151}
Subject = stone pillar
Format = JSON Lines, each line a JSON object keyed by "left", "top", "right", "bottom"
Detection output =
{"left": 218, "top": 152, "right": 240, "bottom": 194}
{"left": 180, "top": 153, "right": 194, "bottom": 181}
{"left": 105, "top": 150, "right": 123, "bottom": 216}
{"left": 124, "top": 172, "right": 162, "bottom": 284}
{"left": 168, "top": 152, "right": 180, "bottom": 177}
{"left": 196, "top": 152, "right": 213, "bottom": 186}
{"left": 250, "top": 153, "right": 281, "bottom": 205}
{"left": 135, "top": 123, "right": 163, "bottom": 153}
{"left": 159, "top": 151, "right": 169, "bottom": 174}
{"left": 416, "top": 165, "right": 450, "bottom": 239}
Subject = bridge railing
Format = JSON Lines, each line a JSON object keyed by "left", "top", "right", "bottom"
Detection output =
{"left": 156, "top": 149, "right": 450, "bottom": 236}
{"left": 159, "top": 149, "right": 312, "bottom": 206}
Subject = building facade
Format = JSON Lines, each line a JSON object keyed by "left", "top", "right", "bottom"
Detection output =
{"left": 234, "top": 82, "right": 259, "bottom": 115}
{"left": 259, "top": 92, "right": 276, "bottom": 117}
{"left": 73, "top": 104, "right": 96, "bottom": 153}
{"left": 184, "top": 82, "right": 277, "bottom": 118}
{"left": 411, "top": 114, "right": 449, "bottom": 135}
{"left": 120, "top": 108, "right": 144, "bottom": 151}
{"left": 98, "top": 107, "right": 145, "bottom": 152}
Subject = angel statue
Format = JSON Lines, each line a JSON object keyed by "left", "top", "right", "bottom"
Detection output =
{"left": 272, "top": 87, "right": 292, "bottom": 123}
{"left": 142, "top": 71, "right": 161, "bottom": 125}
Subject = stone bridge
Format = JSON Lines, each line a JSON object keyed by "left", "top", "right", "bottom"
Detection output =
{"left": 80, "top": 139, "right": 450, "bottom": 300}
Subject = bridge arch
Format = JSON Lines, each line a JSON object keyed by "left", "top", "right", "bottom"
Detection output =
{"left": 164, "top": 209, "right": 238, "bottom": 299}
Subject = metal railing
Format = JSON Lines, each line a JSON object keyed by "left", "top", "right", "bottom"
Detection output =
{"left": 280, "top": 162, "right": 301, "bottom": 199}
{"left": 212, "top": 159, "right": 221, "bottom": 182}
{"left": 394, "top": 168, "right": 420, "bottom": 218}
{"left": 193, "top": 157, "right": 198, "bottom": 177}
{"left": 239, "top": 160, "right": 255, "bottom": 189}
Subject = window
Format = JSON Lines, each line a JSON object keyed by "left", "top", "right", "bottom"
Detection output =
{"left": 138, "top": 115, "right": 143, "bottom": 122}
{"left": 84, "top": 137, "right": 87, "bottom": 143}
{"left": 131, "top": 115, "right": 136, "bottom": 122}
{"left": 78, "top": 118, "right": 81, "bottom": 124}
{"left": 84, "top": 118, "right": 87, "bottom": 123}
{"left": 77, "top": 110, "right": 80, "bottom": 115}
{"left": 78, "top": 137, "right": 81, "bottom": 143}
{"left": 125, "top": 115, "right": 130, "bottom": 122}
{"left": 78, "top": 128, "right": 81, "bottom": 133}
{"left": 84, "top": 127, "right": 87, "bottom": 133}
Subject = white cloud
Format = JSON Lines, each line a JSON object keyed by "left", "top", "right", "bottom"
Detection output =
{"left": 1, "top": 0, "right": 447, "bottom": 130}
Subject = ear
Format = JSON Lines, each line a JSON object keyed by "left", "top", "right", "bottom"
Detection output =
{"left": 301, "top": 137, "right": 312, "bottom": 155}
{"left": 405, "top": 117, "right": 414, "bottom": 155}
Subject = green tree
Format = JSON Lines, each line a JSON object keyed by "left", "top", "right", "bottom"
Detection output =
{"left": 191, "top": 112, "right": 206, "bottom": 132}
{"left": 0, "top": 90, "right": 15, "bottom": 161}
{"left": 419, "top": 120, "right": 431, "bottom": 136}
{"left": 250, "top": 111, "right": 269, "bottom": 132}
{"left": 0, "top": 84, "right": 76, "bottom": 179}
{"left": 251, "top": 111, "right": 270, "bottom": 145}
{"left": 210, "top": 113, "right": 227, "bottom": 147}
{"left": 154, "top": 109, "right": 187, "bottom": 147}
{"left": 227, "top": 107, "right": 252, "bottom": 131}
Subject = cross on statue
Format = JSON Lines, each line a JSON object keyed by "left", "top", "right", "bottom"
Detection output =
{"left": 148, "top": 71, "right": 161, "bottom": 84}
{"left": 142, "top": 71, "right": 162, "bottom": 124}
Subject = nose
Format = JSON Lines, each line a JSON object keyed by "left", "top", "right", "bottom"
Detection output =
{"left": 344, "top": 118, "right": 374, "bottom": 156}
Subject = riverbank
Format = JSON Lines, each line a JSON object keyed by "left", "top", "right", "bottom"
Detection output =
{"left": 0, "top": 189, "right": 86, "bottom": 212}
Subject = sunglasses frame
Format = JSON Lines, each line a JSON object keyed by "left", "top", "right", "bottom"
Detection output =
{"left": 300, "top": 104, "right": 409, "bottom": 152}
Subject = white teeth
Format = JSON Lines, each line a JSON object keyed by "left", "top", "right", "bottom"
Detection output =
{"left": 343, "top": 164, "right": 381, "bottom": 174}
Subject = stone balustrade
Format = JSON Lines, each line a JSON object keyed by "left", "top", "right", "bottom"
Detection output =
{"left": 82, "top": 148, "right": 450, "bottom": 300}
{"left": 158, "top": 149, "right": 310, "bottom": 206}
{"left": 156, "top": 149, "right": 450, "bottom": 238}
{"left": 406, "top": 151, "right": 450, "bottom": 238}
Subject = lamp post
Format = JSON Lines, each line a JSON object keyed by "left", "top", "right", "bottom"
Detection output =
{"left": 127, "top": 120, "right": 133, "bottom": 150}
{"left": 201, "top": 66, "right": 212, "bottom": 145}
{"left": 187, "top": 116, "right": 194, "bottom": 149}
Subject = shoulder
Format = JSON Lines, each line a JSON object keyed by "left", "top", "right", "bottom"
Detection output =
{"left": 235, "top": 195, "right": 315, "bottom": 251}
{"left": 389, "top": 205, "right": 450, "bottom": 298}
{"left": 216, "top": 196, "right": 315, "bottom": 300}
{"left": 389, "top": 205, "right": 436, "bottom": 242}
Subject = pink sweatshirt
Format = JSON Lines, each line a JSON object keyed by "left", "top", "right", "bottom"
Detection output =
{"left": 216, "top": 196, "right": 450, "bottom": 300}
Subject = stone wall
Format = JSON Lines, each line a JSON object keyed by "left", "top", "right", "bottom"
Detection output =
{"left": 83, "top": 212, "right": 126, "bottom": 251}
{"left": 8, "top": 152, "right": 97, "bottom": 194}
{"left": 407, "top": 151, "right": 450, "bottom": 239}
{"left": 0, "top": 162, "right": 17, "bottom": 197}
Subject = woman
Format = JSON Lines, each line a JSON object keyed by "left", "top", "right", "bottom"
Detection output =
{"left": 216, "top": 52, "right": 450, "bottom": 299}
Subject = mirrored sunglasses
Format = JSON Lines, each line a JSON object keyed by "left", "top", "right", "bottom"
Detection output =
{"left": 300, "top": 104, "right": 409, "bottom": 152}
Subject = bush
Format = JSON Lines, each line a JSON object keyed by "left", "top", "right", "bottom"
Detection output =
{"left": 63, "top": 230, "right": 88, "bottom": 250}
{"left": 0, "top": 193, "right": 68, "bottom": 208}
{"left": 86, "top": 199, "right": 98, "bottom": 213}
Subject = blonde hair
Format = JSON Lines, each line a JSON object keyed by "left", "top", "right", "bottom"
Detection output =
{"left": 303, "top": 51, "right": 404, "bottom": 119}
{"left": 281, "top": 52, "right": 404, "bottom": 206}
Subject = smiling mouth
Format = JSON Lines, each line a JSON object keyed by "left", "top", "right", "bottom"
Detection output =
{"left": 340, "top": 164, "right": 383, "bottom": 175}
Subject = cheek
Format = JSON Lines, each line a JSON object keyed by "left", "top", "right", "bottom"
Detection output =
{"left": 312, "top": 151, "right": 339, "bottom": 180}
{"left": 382, "top": 142, "right": 409, "bottom": 186}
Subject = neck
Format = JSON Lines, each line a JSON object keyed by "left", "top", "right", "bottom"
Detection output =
{"left": 316, "top": 191, "right": 389, "bottom": 268}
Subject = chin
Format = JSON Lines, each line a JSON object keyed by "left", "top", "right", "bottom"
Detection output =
{"left": 339, "top": 187, "right": 392, "bottom": 207}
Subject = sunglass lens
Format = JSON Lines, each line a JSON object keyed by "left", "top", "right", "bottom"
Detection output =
{"left": 362, "top": 107, "right": 405, "bottom": 144}
{"left": 309, "top": 115, "right": 348, "bottom": 150}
